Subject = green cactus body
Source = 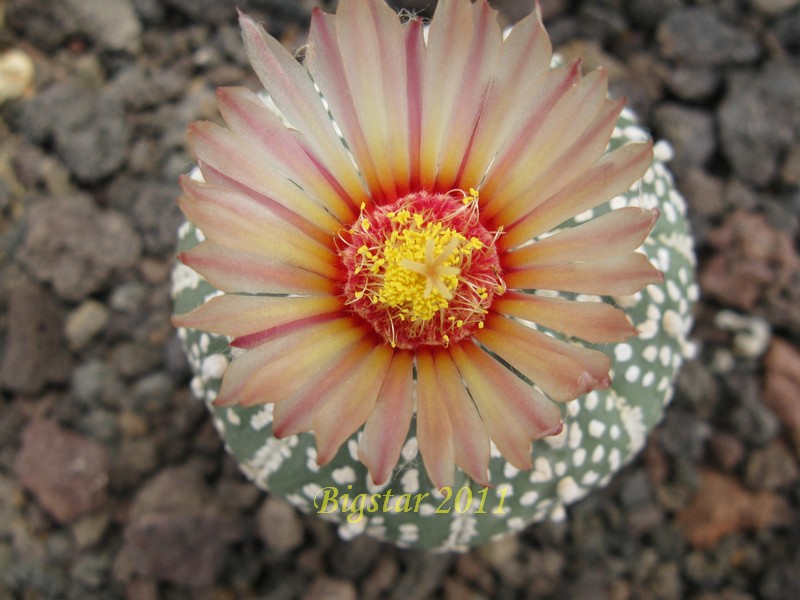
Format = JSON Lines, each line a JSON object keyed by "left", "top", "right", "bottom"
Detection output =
{"left": 172, "top": 107, "right": 697, "bottom": 551}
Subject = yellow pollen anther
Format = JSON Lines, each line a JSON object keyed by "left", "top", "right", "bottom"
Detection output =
{"left": 340, "top": 190, "right": 505, "bottom": 350}
{"left": 353, "top": 210, "right": 480, "bottom": 322}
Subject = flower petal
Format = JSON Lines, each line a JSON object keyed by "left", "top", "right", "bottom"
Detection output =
{"left": 418, "top": 0, "right": 474, "bottom": 189}
{"left": 433, "top": 350, "right": 491, "bottom": 487}
{"left": 178, "top": 240, "right": 336, "bottom": 295}
{"left": 306, "top": 8, "right": 391, "bottom": 200}
{"left": 483, "top": 68, "right": 609, "bottom": 221}
{"left": 214, "top": 317, "right": 367, "bottom": 407}
{"left": 500, "top": 140, "right": 654, "bottom": 250}
{"left": 490, "top": 96, "right": 625, "bottom": 226}
{"left": 405, "top": 18, "right": 425, "bottom": 191}
{"left": 504, "top": 206, "right": 659, "bottom": 268}
{"left": 313, "top": 343, "right": 394, "bottom": 465}
{"left": 477, "top": 314, "right": 611, "bottom": 402}
{"left": 456, "top": 7, "right": 552, "bottom": 189}
{"left": 271, "top": 337, "right": 375, "bottom": 437}
{"left": 434, "top": 0, "right": 503, "bottom": 191}
{"left": 333, "top": 0, "right": 413, "bottom": 200}
{"left": 179, "top": 176, "right": 340, "bottom": 278}
{"left": 238, "top": 12, "right": 365, "bottom": 199}
{"left": 358, "top": 351, "right": 415, "bottom": 486}
{"left": 492, "top": 292, "right": 637, "bottom": 344}
{"left": 416, "top": 348, "right": 455, "bottom": 489}
{"left": 188, "top": 121, "right": 342, "bottom": 236}
{"left": 172, "top": 295, "right": 342, "bottom": 339}
{"left": 450, "top": 342, "right": 563, "bottom": 471}
{"left": 504, "top": 252, "right": 664, "bottom": 296}
{"left": 216, "top": 86, "right": 361, "bottom": 219}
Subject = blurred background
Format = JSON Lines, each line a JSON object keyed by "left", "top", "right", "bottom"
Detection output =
{"left": 0, "top": 0, "right": 799, "bottom": 598}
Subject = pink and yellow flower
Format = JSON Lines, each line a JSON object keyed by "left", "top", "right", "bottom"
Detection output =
{"left": 173, "top": 0, "right": 662, "bottom": 489}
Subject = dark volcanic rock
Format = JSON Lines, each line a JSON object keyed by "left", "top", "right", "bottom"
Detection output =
{"left": 657, "top": 7, "right": 761, "bottom": 67}
{"left": 719, "top": 62, "right": 800, "bottom": 187}
{"left": 19, "top": 194, "right": 142, "bottom": 301}
{"left": 113, "top": 464, "right": 242, "bottom": 587}
{"left": 64, "top": 0, "right": 142, "bottom": 52}
{"left": 653, "top": 104, "right": 716, "bottom": 175}
{"left": 13, "top": 83, "right": 130, "bottom": 184}
{"left": 13, "top": 420, "right": 110, "bottom": 523}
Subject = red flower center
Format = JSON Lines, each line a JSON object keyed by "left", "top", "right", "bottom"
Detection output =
{"left": 338, "top": 190, "right": 505, "bottom": 349}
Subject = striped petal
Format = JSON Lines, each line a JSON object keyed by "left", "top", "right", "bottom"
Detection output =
{"left": 188, "top": 121, "right": 343, "bottom": 235}
{"left": 178, "top": 240, "right": 336, "bottom": 295}
{"left": 214, "top": 317, "right": 367, "bottom": 407}
{"left": 477, "top": 314, "right": 611, "bottom": 402}
{"left": 434, "top": 0, "right": 503, "bottom": 191}
{"left": 490, "top": 97, "right": 624, "bottom": 227}
{"left": 492, "top": 292, "right": 637, "bottom": 344}
{"left": 238, "top": 12, "right": 365, "bottom": 199}
{"left": 318, "top": 0, "right": 414, "bottom": 200}
{"left": 418, "top": 0, "right": 474, "bottom": 189}
{"left": 179, "top": 177, "right": 339, "bottom": 278}
{"left": 504, "top": 206, "right": 659, "bottom": 268}
{"left": 456, "top": 7, "right": 552, "bottom": 189}
{"left": 271, "top": 337, "right": 374, "bottom": 438}
{"left": 306, "top": 9, "right": 389, "bottom": 201}
{"left": 433, "top": 350, "right": 492, "bottom": 487}
{"left": 416, "top": 348, "right": 455, "bottom": 489}
{"left": 358, "top": 351, "right": 415, "bottom": 486}
{"left": 483, "top": 69, "right": 609, "bottom": 223}
{"left": 216, "top": 86, "right": 361, "bottom": 217}
{"left": 501, "top": 141, "right": 654, "bottom": 250}
{"left": 313, "top": 344, "right": 394, "bottom": 465}
{"left": 172, "top": 295, "right": 342, "bottom": 339}
{"left": 504, "top": 252, "right": 664, "bottom": 296}
{"left": 450, "top": 342, "right": 563, "bottom": 471}
{"left": 405, "top": 18, "right": 425, "bottom": 191}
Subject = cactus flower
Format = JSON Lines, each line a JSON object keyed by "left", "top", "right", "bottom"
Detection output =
{"left": 173, "top": 0, "right": 664, "bottom": 491}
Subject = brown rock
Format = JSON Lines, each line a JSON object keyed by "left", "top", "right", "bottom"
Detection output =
{"left": 113, "top": 464, "right": 242, "bottom": 588}
{"left": 19, "top": 194, "right": 142, "bottom": 301}
{"left": 676, "top": 469, "right": 792, "bottom": 549}
{"left": 456, "top": 553, "right": 495, "bottom": 596}
{"left": 744, "top": 440, "right": 800, "bottom": 491}
{"left": 763, "top": 338, "right": 800, "bottom": 449}
{"left": 361, "top": 555, "right": 400, "bottom": 600}
{"left": 444, "top": 576, "right": 488, "bottom": 600}
{"left": 302, "top": 576, "right": 357, "bottom": 600}
{"left": 13, "top": 419, "right": 109, "bottom": 523}
{"left": 256, "top": 496, "right": 305, "bottom": 554}
{"left": 1, "top": 279, "right": 72, "bottom": 394}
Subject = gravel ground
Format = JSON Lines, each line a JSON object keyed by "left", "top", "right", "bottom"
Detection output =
{"left": 1, "top": 0, "right": 800, "bottom": 598}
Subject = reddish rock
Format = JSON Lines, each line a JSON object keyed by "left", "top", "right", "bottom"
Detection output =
{"left": 113, "top": 464, "right": 242, "bottom": 588}
{"left": 708, "top": 432, "right": 745, "bottom": 471}
{"left": 763, "top": 338, "right": 800, "bottom": 450}
{"left": 700, "top": 210, "right": 800, "bottom": 312}
{"left": 676, "top": 469, "right": 792, "bottom": 549}
{"left": 13, "top": 419, "right": 110, "bottom": 523}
